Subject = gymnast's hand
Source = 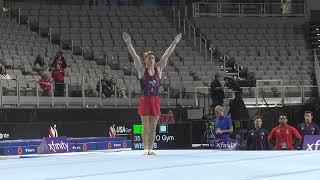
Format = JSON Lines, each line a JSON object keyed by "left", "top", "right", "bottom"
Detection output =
{"left": 174, "top": 33, "right": 182, "bottom": 44}
{"left": 122, "top": 32, "right": 132, "bottom": 44}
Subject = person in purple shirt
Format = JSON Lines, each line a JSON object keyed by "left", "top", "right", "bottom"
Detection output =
{"left": 298, "top": 111, "right": 320, "bottom": 138}
{"left": 214, "top": 105, "right": 233, "bottom": 140}
{"left": 246, "top": 116, "right": 270, "bottom": 150}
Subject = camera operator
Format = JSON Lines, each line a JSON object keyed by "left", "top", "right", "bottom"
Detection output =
{"left": 214, "top": 105, "right": 233, "bottom": 140}
{"left": 227, "top": 90, "right": 249, "bottom": 125}
{"left": 210, "top": 74, "right": 224, "bottom": 108}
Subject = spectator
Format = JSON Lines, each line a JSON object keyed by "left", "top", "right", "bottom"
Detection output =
{"left": 51, "top": 63, "right": 65, "bottom": 97}
{"left": 96, "top": 72, "right": 114, "bottom": 98}
{"left": 246, "top": 116, "right": 270, "bottom": 150}
{"left": 210, "top": 74, "right": 224, "bottom": 108}
{"left": 51, "top": 51, "right": 67, "bottom": 69}
{"left": 36, "top": 73, "right": 53, "bottom": 96}
{"left": 96, "top": 72, "right": 127, "bottom": 98}
{"left": 34, "top": 53, "right": 46, "bottom": 74}
{"left": 0, "top": 65, "right": 12, "bottom": 80}
{"left": 297, "top": 111, "right": 320, "bottom": 146}
{"left": 213, "top": 105, "right": 233, "bottom": 140}
{"left": 268, "top": 114, "right": 302, "bottom": 150}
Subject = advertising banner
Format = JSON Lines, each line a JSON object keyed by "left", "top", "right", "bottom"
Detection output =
{"left": 38, "top": 136, "right": 70, "bottom": 154}
{"left": 0, "top": 145, "right": 38, "bottom": 155}
{"left": 303, "top": 135, "right": 320, "bottom": 151}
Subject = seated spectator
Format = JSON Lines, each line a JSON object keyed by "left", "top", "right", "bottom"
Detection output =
{"left": 213, "top": 105, "right": 233, "bottom": 140}
{"left": 34, "top": 53, "right": 46, "bottom": 74}
{"left": 51, "top": 63, "right": 65, "bottom": 97}
{"left": 268, "top": 114, "right": 302, "bottom": 150}
{"left": 96, "top": 72, "right": 127, "bottom": 98}
{"left": 36, "top": 73, "right": 53, "bottom": 96}
{"left": 0, "top": 65, "right": 12, "bottom": 80}
{"left": 51, "top": 51, "right": 67, "bottom": 69}
{"left": 246, "top": 116, "right": 270, "bottom": 150}
{"left": 96, "top": 72, "right": 114, "bottom": 98}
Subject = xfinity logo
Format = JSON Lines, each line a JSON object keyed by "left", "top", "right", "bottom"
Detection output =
{"left": 306, "top": 140, "right": 320, "bottom": 151}
{"left": 48, "top": 141, "right": 69, "bottom": 152}
{"left": 215, "top": 141, "right": 238, "bottom": 149}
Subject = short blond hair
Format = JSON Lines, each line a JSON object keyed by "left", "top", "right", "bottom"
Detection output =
{"left": 143, "top": 51, "right": 155, "bottom": 59}
{"left": 214, "top": 105, "right": 224, "bottom": 111}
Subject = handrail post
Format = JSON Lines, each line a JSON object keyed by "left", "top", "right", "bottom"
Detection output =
{"left": 178, "top": 10, "right": 181, "bottom": 29}
{"left": 301, "top": 86, "right": 304, "bottom": 104}
{"left": 71, "top": 40, "right": 74, "bottom": 53}
{"left": 114, "top": 85, "right": 118, "bottom": 107}
{"left": 192, "top": 3, "right": 194, "bottom": 17}
{"left": 0, "top": 80, "right": 3, "bottom": 107}
{"left": 65, "top": 83, "right": 69, "bottom": 107}
{"left": 16, "top": 80, "right": 20, "bottom": 107}
{"left": 183, "top": 18, "right": 186, "bottom": 35}
{"left": 167, "top": 87, "right": 170, "bottom": 107}
{"left": 49, "top": 26, "right": 52, "bottom": 44}
{"left": 255, "top": 81, "right": 258, "bottom": 106}
{"left": 18, "top": 8, "right": 21, "bottom": 24}
{"left": 36, "top": 82, "right": 39, "bottom": 107}
{"left": 193, "top": 26, "right": 196, "bottom": 47}
{"left": 51, "top": 81, "right": 54, "bottom": 107}
{"left": 184, "top": 5, "right": 187, "bottom": 18}
{"left": 179, "top": 87, "right": 183, "bottom": 105}
{"left": 199, "top": 35, "right": 202, "bottom": 53}
{"left": 8, "top": 3, "right": 11, "bottom": 20}
{"left": 223, "top": 56, "right": 226, "bottom": 72}
{"left": 188, "top": 21, "right": 191, "bottom": 40}
{"left": 99, "top": 77, "right": 102, "bottom": 107}
{"left": 128, "top": 86, "right": 131, "bottom": 108}
{"left": 281, "top": 80, "right": 284, "bottom": 105}
{"left": 210, "top": 45, "right": 213, "bottom": 62}
{"left": 205, "top": 39, "right": 207, "bottom": 59}
{"left": 173, "top": 6, "right": 176, "bottom": 22}
{"left": 194, "top": 87, "right": 197, "bottom": 107}
{"left": 82, "top": 76, "right": 85, "bottom": 107}
{"left": 38, "top": 21, "right": 41, "bottom": 35}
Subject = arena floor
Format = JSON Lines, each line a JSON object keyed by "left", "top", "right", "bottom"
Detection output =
{"left": 0, "top": 150, "right": 319, "bottom": 180}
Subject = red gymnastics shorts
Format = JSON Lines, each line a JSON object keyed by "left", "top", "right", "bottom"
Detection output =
{"left": 138, "top": 96, "right": 161, "bottom": 116}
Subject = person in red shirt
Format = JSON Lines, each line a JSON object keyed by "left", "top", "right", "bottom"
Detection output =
{"left": 51, "top": 51, "right": 67, "bottom": 69}
{"left": 36, "top": 73, "right": 53, "bottom": 96}
{"left": 268, "top": 114, "right": 302, "bottom": 150}
{"left": 51, "top": 63, "right": 65, "bottom": 97}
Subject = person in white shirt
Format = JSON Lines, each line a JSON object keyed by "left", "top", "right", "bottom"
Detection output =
{"left": 0, "top": 65, "right": 12, "bottom": 80}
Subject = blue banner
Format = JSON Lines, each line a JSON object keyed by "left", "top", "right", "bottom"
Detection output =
{"left": 303, "top": 135, "right": 320, "bottom": 151}
{"left": 0, "top": 145, "right": 38, "bottom": 155}
{"left": 38, "top": 136, "right": 70, "bottom": 154}
{"left": 0, "top": 138, "right": 132, "bottom": 155}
